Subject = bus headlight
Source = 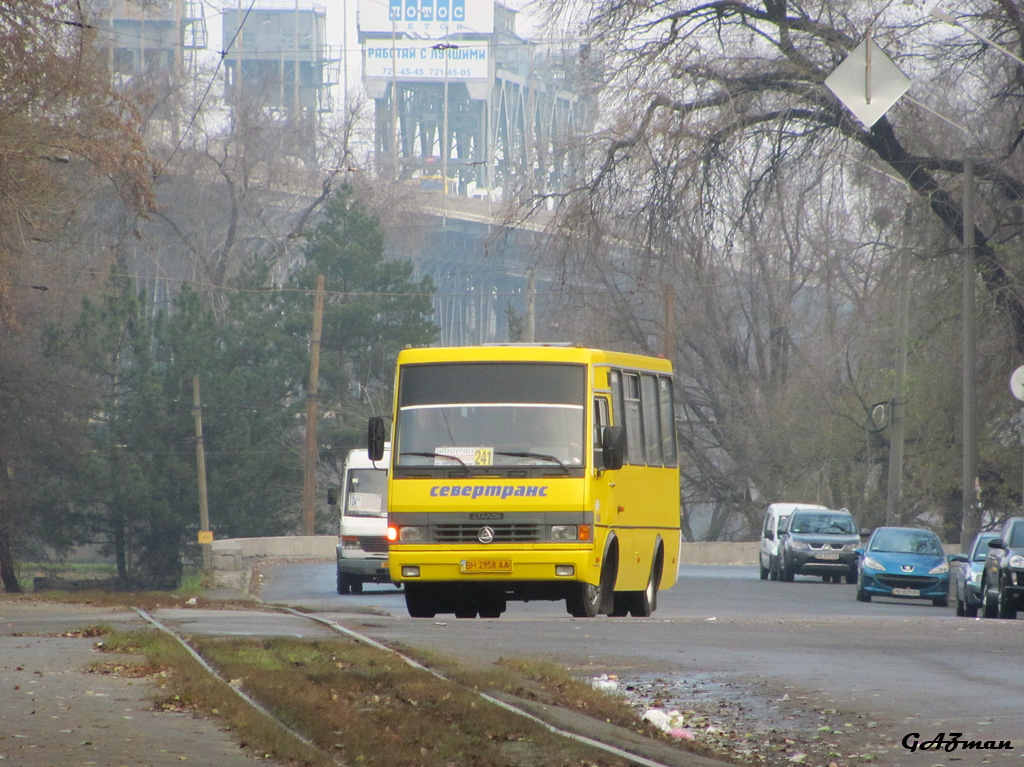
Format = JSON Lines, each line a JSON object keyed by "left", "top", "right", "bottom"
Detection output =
{"left": 550, "top": 525, "right": 578, "bottom": 541}
{"left": 397, "top": 526, "right": 425, "bottom": 543}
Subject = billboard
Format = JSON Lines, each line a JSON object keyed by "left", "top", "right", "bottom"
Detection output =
{"left": 363, "top": 40, "right": 489, "bottom": 80}
{"left": 358, "top": 0, "right": 494, "bottom": 36}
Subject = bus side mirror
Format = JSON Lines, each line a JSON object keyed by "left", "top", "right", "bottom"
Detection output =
{"left": 602, "top": 426, "right": 625, "bottom": 471}
{"left": 367, "top": 417, "right": 386, "bottom": 462}
{"left": 327, "top": 487, "right": 338, "bottom": 506}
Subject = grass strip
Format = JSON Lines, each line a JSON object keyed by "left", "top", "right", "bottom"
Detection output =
{"left": 100, "top": 628, "right": 642, "bottom": 767}
{"left": 99, "top": 630, "right": 338, "bottom": 766}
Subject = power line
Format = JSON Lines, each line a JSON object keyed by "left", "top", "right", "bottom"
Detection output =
{"left": 155, "top": 0, "right": 258, "bottom": 181}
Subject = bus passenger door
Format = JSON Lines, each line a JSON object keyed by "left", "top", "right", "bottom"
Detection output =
{"left": 591, "top": 396, "right": 617, "bottom": 580}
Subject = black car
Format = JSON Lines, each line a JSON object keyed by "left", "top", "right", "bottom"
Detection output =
{"left": 981, "top": 516, "right": 1024, "bottom": 619}
{"left": 950, "top": 531, "right": 999, "bottom": 617}
{"left": 778, "top": 509, "right": 860, "bottom": 583}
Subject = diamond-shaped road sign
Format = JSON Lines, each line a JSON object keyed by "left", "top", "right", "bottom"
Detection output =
{"left": 825, "top": 38, "right": 910, "bottom": 129}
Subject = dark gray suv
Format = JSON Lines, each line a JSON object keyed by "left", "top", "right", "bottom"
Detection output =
{"left": 778, "top": 509, "right": 859, "bottom": 584}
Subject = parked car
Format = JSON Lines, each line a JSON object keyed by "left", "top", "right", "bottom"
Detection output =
{"left": 981, "top": 516, "right": 1024, "bottom": 619}
{"left": 855, "top": 527, "right": 950, "bottom": 607}
{"left": 759, "top": 502, "right": 828, "bottom": 581}
{"left": 777, "top": 508, "right": 860, "bottom": 583}
{"left": 950, "top": 531, "right": 999, "bottom": 617}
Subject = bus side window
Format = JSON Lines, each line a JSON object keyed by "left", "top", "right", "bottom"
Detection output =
{"left": 623, "top": 373, "right": 645, "bottom": 465}
{"left": 641, "top": 374, "right": 662, "bottom": 466}
{"left": 659, "top": 376, "right": 677, "bottom": 467}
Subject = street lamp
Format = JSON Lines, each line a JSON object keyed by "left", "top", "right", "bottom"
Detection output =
{"left": 432, "top": 42, "right": 458, "bottom": 198}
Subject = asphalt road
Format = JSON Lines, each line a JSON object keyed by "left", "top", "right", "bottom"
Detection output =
{"left": 257, "top": 562, "right": 1024, "bottom": 767}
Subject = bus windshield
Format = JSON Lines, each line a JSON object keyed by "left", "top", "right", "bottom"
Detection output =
{"left": 395, "top": 362, "right": 586, "bottom": 469}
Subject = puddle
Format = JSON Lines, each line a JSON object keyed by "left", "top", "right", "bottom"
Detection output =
{"left": 619, "top": 671, "right": 799, "bottom": 732}
{"left": 613, "top": 672, "right": 888, "bottom": 766}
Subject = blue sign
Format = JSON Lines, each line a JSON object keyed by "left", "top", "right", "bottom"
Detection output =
{"left": 389, "top": 0, "right": 465, "bottom": 23}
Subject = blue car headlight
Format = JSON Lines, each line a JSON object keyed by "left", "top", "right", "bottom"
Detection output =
{"left": 862, "top": 556, "right": 886, "bottom": 572}
{"left": 929, "top": 561, "right": 949, "bottom": 575}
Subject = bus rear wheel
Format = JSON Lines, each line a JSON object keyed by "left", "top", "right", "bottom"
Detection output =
{"left": 566, "top": 582, "right": 601, "bottom": 618}
{"left": 611, "top": 558, "right": 660, "bottom": 617}
{"left": 478, "top": 595, "right": 506, "bottom": 618}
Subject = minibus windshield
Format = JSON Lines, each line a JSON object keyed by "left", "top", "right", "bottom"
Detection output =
{"left": 395, "top": 363, "right": 586, "bottom": 468}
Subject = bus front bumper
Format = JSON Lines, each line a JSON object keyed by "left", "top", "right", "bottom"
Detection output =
{"left": 388, "top": 547, "right": 596, "bottom": 584}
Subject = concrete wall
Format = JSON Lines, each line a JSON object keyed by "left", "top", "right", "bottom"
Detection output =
{"left": 209, "top": 536, "right": 964, "bottom": 592}
{"left": 678, "top": 541, "right": 759, "bottom": 565}
{"left": 211, "top": 536, "right": 336, "bottom": 570}
{"left": 211, "top": 536, "right": 761, "bottom": 571}
{"left": 210, "top": 537, "right": 963, "bottom": 570}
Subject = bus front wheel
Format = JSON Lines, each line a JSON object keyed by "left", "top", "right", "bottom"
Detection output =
{"left": 405, "top": 585, "right": 438, "bottom": 618}
{"left": 566, "top": 582, "right": 601, "bottom": 618}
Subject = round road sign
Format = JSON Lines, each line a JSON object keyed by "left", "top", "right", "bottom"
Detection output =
{"left": 1011, "top": 366, "right": 1024, "bottom": 401}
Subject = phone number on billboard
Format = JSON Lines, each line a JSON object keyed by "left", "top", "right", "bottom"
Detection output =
{"left": 378, "top": 67, "right": 479, "bottom": 78}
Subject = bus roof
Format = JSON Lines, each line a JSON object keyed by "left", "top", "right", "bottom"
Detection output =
{"left": 395, "top": 345, "right": 672, "bottom": 374}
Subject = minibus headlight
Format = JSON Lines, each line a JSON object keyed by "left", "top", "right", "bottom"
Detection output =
{"left": 550, "top": 525, "right": 578, "bottom": 541}
{"left": 341, "top": 535, "right": 361, "bottom": 550}
{"left": 398, "top": 526, "right": 425, "bottom": 543}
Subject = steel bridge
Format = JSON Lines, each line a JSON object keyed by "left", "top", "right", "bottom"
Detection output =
{"left": 360, "top": 3, "right": 593, "bottom": 203}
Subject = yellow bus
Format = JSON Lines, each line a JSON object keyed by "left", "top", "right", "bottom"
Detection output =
{"left": 366, "top": 344, "right": 681, "bottom": 618}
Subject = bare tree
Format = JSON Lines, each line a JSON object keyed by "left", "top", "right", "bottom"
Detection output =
{"left": 534, "top": 0, "right": 1024, "bottom": 539}
{"left": 0, "top": 0, "right": 155, "bottom": 590}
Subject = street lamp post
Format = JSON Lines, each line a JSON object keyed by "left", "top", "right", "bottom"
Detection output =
{"left": 962, "top": 155, "right": 978, "bottom": 549}
{"left": 826, "top": 21, "right": 987, "bottom": 546}
{"left": 432, "top": 42, "right": 458, "bottom": 198}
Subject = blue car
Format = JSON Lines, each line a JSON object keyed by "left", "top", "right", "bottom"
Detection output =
{"left": 856, "top": 527, "right": 951, "bottom": 607}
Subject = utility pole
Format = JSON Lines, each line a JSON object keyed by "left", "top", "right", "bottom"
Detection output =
{"left": 961, "top": 156, "right": 979, "bottom": 549}
{"left": 525, "top": 268, "right": 535, "bottom": 342}
{"left": 885, "top": 205, "right": 912, "bottom": 526}
{"left": 390, "top": 22, "right": 398, "bottom": 178}
{"left": 302, "top": 275, "right": 325, "bottom": 536}
{"left": 192, "top": 376, "right": 212, "bottom": 571}
{"left": 663, "top": 284, "right": 675, "bottom": 360}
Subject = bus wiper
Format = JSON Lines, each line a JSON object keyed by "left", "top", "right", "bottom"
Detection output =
{"left": 495, "top": 451, "right": 571, "bottom": 474}
{"left": 400, "top": 451, "right": 468, "bottom": 467}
